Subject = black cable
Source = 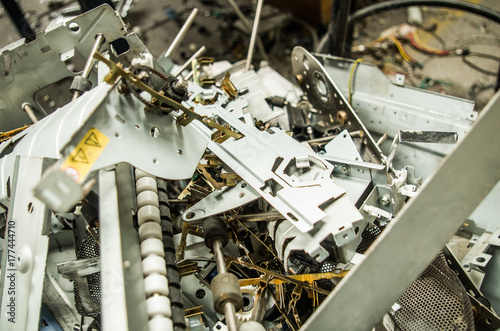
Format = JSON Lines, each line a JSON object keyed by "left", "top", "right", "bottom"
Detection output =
{"left": 462, "top": 52, "right": 500, "bottom": 76}
{"left": 349, "top": 0, "right": 500, "bottom": 26}
{"left": 0, "top": 0, "right": 36, "bottom": 42}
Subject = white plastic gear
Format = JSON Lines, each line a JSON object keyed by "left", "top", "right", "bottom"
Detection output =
{"left": 236, "top": 285, "right": 259, "bottom": 322}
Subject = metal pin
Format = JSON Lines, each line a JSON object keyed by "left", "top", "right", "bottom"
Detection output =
{"left": 21, "top": 102, "right": 38, "bottom": 123}
{"left": 173, "top": 46, "right": 206, "bottom": 77}
{"left": 72, "top": 34, "right": 105, "bottom": 101}
{"left": 245, "top": 0, "right": 264, "bottom": 72}
{"left": 163, "top": 8, "right": 199, "bottom": 59}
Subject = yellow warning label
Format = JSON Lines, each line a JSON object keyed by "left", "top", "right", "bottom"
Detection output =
{"left": 61, "top": 127, "right": 109, "bottom": 183}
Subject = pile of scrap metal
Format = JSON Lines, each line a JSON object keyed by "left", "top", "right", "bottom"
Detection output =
{"left": 0, "top": 4, "right": 499, "bottom": 331}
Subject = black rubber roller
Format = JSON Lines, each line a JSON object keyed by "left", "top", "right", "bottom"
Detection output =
{"left": 203, "top": 217, "right": 229, "bottom": 250}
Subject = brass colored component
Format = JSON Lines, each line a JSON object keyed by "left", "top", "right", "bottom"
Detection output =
{"left": 178, "top": 260, "right": 201, "bottom": 277}
{"left": 337, "top": 110, "right": 348, "bottom": 125}
{"left": 176, "top": 222, "right": 204, "bottom": 261}
{"left": 221, "top": 73, "right": 238, "bottom": 100}
{"left": 93, "top": 52, "right": 243, "bottom": 142}
{"left": 197, "top": 162, "right": 241, "bottom": 189}
{"left": 238, "top": 270, "right": 347, "bottom": 287}
{"left": 227, "top": 257, "right": 330, "bottom": 296}
{"left": 0, "top": 125, "right": 31, "bottom": 142}
{"left": 184, "top": 306, "right": 205, "bottom": 319}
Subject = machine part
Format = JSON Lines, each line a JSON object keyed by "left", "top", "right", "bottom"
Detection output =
{"left": 291, "top": 47, "right": 384, "bottom": 164}
{"left": 240, "top": 321, "right": 266, "bottom": 331}
{"left": 203, "top": 217, "right": 229, "bottom": 250}
{"left": 301, "top": 91, "right": 500, "bottom": 331}
{"left": 99, "top": 164, "right": 149, "bottom": 331}
{"left": 245, "top": 0, "right": 264, "bottom": 72}
{"left": 94, "top": 52, "right": 243, "bottom": 142}
{"left": 183, "top": 181, "right": 260, "bottom": 222}
{"left": 163, "top": 8, "right": 199, "bottom": 59}
{"left": 157, "top": 178, "right": 187, "bottom": 330}
{"left": 395, "top": 252, "right": 474, "bottom": 331}
{"left": 461, "top": 230, "right": 500, "bottom": 288}
{"left": 0, "top": 4, "right": 132, "bottom": 132}
{"left": 0, "top": 156, "right": 50, "bottom": 331}
{"left": 316, "top": 55, "right": 475, "bottom": 163}
{"left": 173, "top": 46, "right": 206, "bottom": 78}
{"left": 203, "top": 217, "right": 242, "bottom": 331}
{"left": 134, "top": 169, "right": 174, "bottom": 330}
{"left": 398, "top": 130, "right": 458, "bottom": 144}
{"left": 21, "top": 103, "right": 39, "bottom": 123}
{"left": 71, "top": 33, "right": 105, "bottom": 101}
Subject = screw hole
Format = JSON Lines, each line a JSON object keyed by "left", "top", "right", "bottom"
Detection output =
{"left": 68, "top": 22, "right": 80, "bottom": 32}
{"left": 186, "top": 212, "right": 195, "bottom": 219}
{"left": 150, "top": 126, "right": 161, "bottom": 138}
{"left": 27, "top": 202, "right": 34, "bottom": 213}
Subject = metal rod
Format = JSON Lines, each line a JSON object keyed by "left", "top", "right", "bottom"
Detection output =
{"left": 227, "top": 0, "right": 270, "bottom": 63}
{"left": 213, "top": 240, "right": 227, "bottom": 275}
{"left": 82, "top": 34, "right": 105, "bottom": 79}
{"left": 223, "top": 301, "right": 239, "bottom": 331}
{"left": 72, "top": 34, "right": 105, "bottom": 101}
{"left": 174, "top": 46, "right": 206, "bottom": 77}
{"left": 163, "top": 8, "right": 199, "bottom": 59}
{"left": 245, "top": 0, "right": 264, "bottom": 72}
{"left": 21, "top": 103, "right": 38, "bottom": 123}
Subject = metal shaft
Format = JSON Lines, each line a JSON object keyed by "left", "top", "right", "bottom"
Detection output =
{"left": 72, "top": 34, "right": 105, "bottom": 101}
{"left": 224, "top": 301, "right": 239, "bottom": 331}
{"left": 213, "top": 239, "right": 227, "bottom": 275}
{"left": 173, "top": 46, "right": 206, "bottom": 77}
{"left": 21, "top": 103, "right": 38, "bottom": 123}
{"left": 227, "top": 0, "right": 269, "bottom": 63}
{"left": 212, "top": 239, "right": 239, "bottom": 331}
{"left": 245, "top": 0, "right": 264, "bottom": 71}
{"left": 164, "top": 8, "right": 199, "bottom": 59}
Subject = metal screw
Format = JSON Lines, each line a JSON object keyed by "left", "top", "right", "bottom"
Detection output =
{"left": 340, "top": 165, "right": 350, "bottom": 175}
{"left": 380, "top": 195, "right": 390, "bottom": 206}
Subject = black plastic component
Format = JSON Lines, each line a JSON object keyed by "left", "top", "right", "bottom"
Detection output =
{"left": 203, "top": 217, "right": 229, "bottom": 250}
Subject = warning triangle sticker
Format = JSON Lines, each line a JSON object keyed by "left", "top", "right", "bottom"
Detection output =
{"left": 84, "top": 132, "right": 101, "bottom": 147}
{"left": 71, "top": 148, "right": 89, "bottom": 164}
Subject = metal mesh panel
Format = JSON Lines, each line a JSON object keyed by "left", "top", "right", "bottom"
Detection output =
{"left": 395, "top": 252, "right": 475, "bottom": 331}
{"left": 356, "top": 224, "right": 386, "bottom": 254}
{"left": 74, "top": 230, "right": 101, "bottom": 318}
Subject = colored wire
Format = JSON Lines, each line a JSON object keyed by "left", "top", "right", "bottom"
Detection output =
{"left": 407, "top": 31, "right": 450, "bottom": 56}
{"left": 348, "top": 59, "right": 364, "bottom": 104}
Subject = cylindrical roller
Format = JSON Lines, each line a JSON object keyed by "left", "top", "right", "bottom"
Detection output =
{"left": 239, "top": 321, "right": 266, "bottom": 331}
{"left": 141, "top": 238, "right": 165, "bottom": 258}
{"left": 142, "top": 255, "right": 167, "bottom": 276}
{"left": 148, "top": 315, "right": 174, "bottom": 331}
{"left": 138, "top": 205, "right": 161, "bottom": 226}
{"left": 136, "top": 176, "right": 158, "bottom": 194}
{"left": 203, "top": 217, "right": 229, "bottom": 250}
{"left": 146, "top": 295, "right": 172, "bottom": 318}
{"left": 137, "top": 191, "right": 160, "bottom": 209}
{"left": 211, "top": 273, "right": 243, "bottom": 314}
{"left": 144, "top": 274, "right": 170, "bottom": 297}
{"left": 139, "top": 222, "right": 163, "bottom": 241}
{"left": 135, "top": 169, "right": 153, "bottom": 181}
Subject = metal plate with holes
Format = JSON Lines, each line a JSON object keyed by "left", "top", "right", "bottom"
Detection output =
{"left": 186, "top": 86, "right": 363, "bottom": 247}
{"left": 316, "top": 55, "right": 476, "bottom": 158}
{"left": 0, "top": 84, "right": 208, "bottom": 208}
{"left": 183, "top": 181, "right": 260, "bottom": 221}
{"left": 291, "top": 47, "right": 384, "bottom": 164}
{"left": 0, "top": 5, "right": 130, "bottom": 132}
{"left": 0, "top": 156, "right": 50, "bottom": 331}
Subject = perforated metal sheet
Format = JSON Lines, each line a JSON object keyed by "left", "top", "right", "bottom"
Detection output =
{"left": 395, "top": 252, "right": 475, "bottom": 331}
{"left": 74, "top": 230, "right": 101, "bottom": 318}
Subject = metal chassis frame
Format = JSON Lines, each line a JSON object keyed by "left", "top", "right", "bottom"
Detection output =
{"left": 301, "top": 91, "right": 500, "bottom": 330}
{"left": 0, "top": 156, "right": 51, "bottom": 330}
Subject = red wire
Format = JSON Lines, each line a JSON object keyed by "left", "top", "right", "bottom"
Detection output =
{"left": 407, "top": 33, "right": 450, "bottom": 56}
